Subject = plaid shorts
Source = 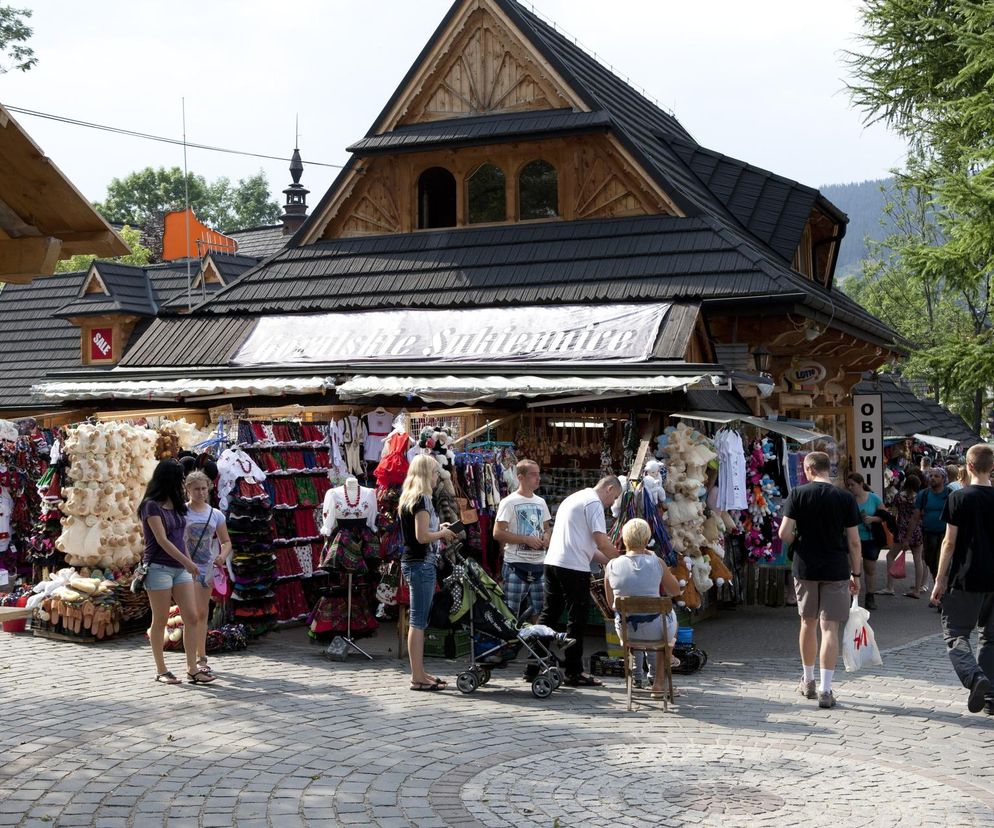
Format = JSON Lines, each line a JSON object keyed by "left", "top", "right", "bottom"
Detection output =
{"left": 501, "top": 562, "right": 545, "bottom": 620}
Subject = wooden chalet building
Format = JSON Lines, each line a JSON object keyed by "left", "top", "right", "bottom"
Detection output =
{"left": 28, "top": 0, "right": 909, "bottom": 469}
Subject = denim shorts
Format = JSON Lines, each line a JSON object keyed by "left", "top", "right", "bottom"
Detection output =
{"left": 401, "top": 559, "right": 437, "bottom": 630}
{"left": 145, "top": 562, "right": 193, "bottom": 591}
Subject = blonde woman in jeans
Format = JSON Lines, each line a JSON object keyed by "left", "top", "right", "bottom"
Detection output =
{"left": 399, "top": 455, "right": 456, "bottom": 692}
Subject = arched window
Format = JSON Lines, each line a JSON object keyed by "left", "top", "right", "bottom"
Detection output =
{"left": 467, "top": 163, "right": 506, "bottom": 224}
{"left": 518, "top": 160, "right": 558, "bottom": 220}
{"left": 417, "top": 167, "right": 456, "bottom": 229}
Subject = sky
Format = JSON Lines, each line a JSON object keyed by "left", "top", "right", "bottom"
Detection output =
{"left": 3, "top": 0, "right": 909, "bottom": 211}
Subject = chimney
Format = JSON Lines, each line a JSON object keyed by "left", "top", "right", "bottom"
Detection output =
{"left": 281, "top": 147, "right": 310, "bottom": 236}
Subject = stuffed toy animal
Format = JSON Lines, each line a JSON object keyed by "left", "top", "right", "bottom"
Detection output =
{"left": 705, "top": 547, "right": 734, "bottom": 586}
{"left": 679, "top": 576, "right": 701, "bottom": 609}
{"left": 642, "top": 461, "right": 666, "bottom": 506}
{"left": 690, "top": 549, "right": 713, "bottom": 593}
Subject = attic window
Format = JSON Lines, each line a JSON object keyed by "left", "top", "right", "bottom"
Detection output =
{"left": 519, "top": 160, "right": 558, "bottom": 220}
{"left": 417, "top": 166, "right": 457, "bottom": 229}
{"left": 467, "top": 163, "right": 506, "bottom": 224}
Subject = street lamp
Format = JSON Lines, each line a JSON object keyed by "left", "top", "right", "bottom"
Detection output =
{"left": 752, "top": 344, "right": 772, "bottom": 374}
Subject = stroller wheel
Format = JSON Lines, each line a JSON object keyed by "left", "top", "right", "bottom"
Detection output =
{"left": 456, "top": 671, "right": 479, "bottom": 694}
{"left": 548, "top": 667, "right": 564, "bottom": 689}
{"left": 479, "top": 668, "right": 492, "bottom": 686}
{"left": 531, "top": 674, "right": 554, "bottom": 699}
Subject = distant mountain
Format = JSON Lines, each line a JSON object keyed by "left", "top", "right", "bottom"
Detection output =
{"left": 820, "top": 178, "right": 897, "bottom": 278}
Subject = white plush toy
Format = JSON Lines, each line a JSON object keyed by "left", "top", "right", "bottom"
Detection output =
{"left": 642, "top": 461, "right": 666, "bottom": 506}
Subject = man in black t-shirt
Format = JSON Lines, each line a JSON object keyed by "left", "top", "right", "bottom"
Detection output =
{"left": 778, "top": 451, "right": 862, "bottom": 709}
{"left": 932, "top": 443, "right": 994, "bottom": 715}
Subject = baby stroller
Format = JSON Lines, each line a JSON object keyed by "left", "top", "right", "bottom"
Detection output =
{"left": 443, "top": 555, "right": 569, "bottom": 698}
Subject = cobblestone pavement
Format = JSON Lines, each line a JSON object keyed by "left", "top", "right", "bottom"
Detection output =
{"left": 2, "top": 615, "right": 993, "bottom": 827}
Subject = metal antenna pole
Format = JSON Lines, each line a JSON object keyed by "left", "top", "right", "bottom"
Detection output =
{"left": 182, "top": 97, "right": 194, "bottom": 310}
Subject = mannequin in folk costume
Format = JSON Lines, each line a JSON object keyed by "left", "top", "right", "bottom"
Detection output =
{"left": 311, "top": 475, "right": 379, "bottom": 640}
{"left": 319, "top": 475, "right": 378, "bottom": 571}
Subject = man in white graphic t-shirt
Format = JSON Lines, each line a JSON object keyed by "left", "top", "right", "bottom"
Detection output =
{"left": 495, "top": 459, "right": 552, "bottom": 623}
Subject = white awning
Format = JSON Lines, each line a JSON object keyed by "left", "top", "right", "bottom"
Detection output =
{"left": 336, "top": 374, "right": 704, "bottom": 405}
{"left": 913, "top": 433, "right": 962, "bottom": 452}
{"left": 672, "top": 411, "right": 830, "bottom": 444}
{"left": 32, "top": 376, "right": 334, "bottom": 402}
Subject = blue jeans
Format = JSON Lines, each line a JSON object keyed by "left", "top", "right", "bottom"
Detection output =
{"left": 401, "top": 559, "right": 437, "bottom": 630}
{"left": 145, "top": 562, "right": 193, "bottom": 591}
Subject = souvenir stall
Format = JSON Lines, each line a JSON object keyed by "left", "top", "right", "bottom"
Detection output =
{"left": 29, "top": 421, "right": 159, "bottom": 641}
{"left": 0, "top": 419, "right": 47, "bottom": 587}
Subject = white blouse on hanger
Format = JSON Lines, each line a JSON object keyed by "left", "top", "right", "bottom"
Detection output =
{"left": 216, "top": 448, "right": 267, "bottom": 511}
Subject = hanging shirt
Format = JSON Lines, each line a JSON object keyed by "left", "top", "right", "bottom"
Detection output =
{"left": 216, "top": 448, "right": 266, "bottom": 511}
{"left": 715, "top": 429, "right": 748, "bottom": 511}
{"left": 362, "top": 410, "right": 394, "bottom": 462}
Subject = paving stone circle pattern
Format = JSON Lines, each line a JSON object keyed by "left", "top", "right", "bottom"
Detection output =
{"left": 1, "top": 627, "right": 993, "bottom": 827}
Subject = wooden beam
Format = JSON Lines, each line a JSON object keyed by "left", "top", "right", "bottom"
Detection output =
{"left": 58, "top": 230, "right": 127, "bottom": 255}
{"left": 0, "top": 236, "right": 62, "bottom": 281}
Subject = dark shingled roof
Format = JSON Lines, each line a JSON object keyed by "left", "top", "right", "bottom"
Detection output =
{"left": 186, "top": 214, "right": 898, "bottom": 349}
{"left": 853, "top": 373, "right": 982, "bottom": 445}
{"left": 0, "top": 271, "right": 90, "bottom": 410}
{"left": 226, "top": 225, "right": 286, "bottom": 258}
{"left": 55, "top": 261, "right": 205, "bottom": 318}
{"left": 56, "top": 262, "right": 157, "bottom": 317}
{"left": 117, "top": 316, "right": 256, "bottom": 369}
{"left": 347, "top": 108, "right": 611, "bottom": 155}
{"left": 668, "top": 138, "right": 821, "bottom": 263}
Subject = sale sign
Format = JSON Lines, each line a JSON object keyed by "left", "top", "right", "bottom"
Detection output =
{"left": 90, "top": 327, "right": 113, "bottom": 361}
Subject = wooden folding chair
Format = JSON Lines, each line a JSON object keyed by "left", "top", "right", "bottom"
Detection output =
{"left": 614, "top": 595, "right": 675, "bottom": 712}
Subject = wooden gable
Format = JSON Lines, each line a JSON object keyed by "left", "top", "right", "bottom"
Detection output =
{"left": 301, "top": 0, "right": 682, "bottom": 243}
{"left": 319, "top": 133, "right": 676, "bottom": 239}
{"left": 387, "top": 1, "right": 582, "bottom": 127}
{"left": 81, "top": 265, "right": 109, "bottom": 296}
{"left": 193, "top": 257, "right": 227, "bottom": 290}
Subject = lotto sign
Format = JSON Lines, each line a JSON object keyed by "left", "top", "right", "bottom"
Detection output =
{"left": 90, "top": 328, "right": 113, "bottom": 361}
{"left": 852, "top": 393, "right": 884, "bottom": 499}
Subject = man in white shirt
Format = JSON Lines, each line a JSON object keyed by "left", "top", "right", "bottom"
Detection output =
{"left": 537, "top": 476, "right": 623, "bottom": 687}
{"left": 495, "top": 460, "right": 552, "bottom": 623}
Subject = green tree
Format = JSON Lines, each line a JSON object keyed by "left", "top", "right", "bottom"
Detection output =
{"left": 841, "top": 183, "right": 988, "bottom": 426}
{"left": 846, "top": 0, "right": 994, "bottom": 433}
{"left": 0, "top": 5, "right": 36, "bottom": 74}
{"left": 95, "top": 167, "right": 280, "bottom": 232}
{"left": 54, "top": 225, "right": 151, "bottom": 273}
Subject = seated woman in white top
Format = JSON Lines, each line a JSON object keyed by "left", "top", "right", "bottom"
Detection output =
{"left": 604, "top": 518, "right": 681, "bottom": 697}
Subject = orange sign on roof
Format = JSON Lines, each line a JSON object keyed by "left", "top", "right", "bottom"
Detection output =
{"left": 162, "top": 208, "right": 237, "bottom": 261}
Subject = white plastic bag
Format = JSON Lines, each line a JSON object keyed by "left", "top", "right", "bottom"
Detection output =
{"left": 842, "top": 597, "right": 883, "bottom": 673}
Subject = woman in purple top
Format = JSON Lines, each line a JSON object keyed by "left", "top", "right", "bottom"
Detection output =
{"left": 140, "top": 460, "right": 214, "bottom": 685}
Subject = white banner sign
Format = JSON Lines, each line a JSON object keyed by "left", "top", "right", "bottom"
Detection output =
{"left": 232, "top": 303, "right": 670, "bottom": 366}
{"left": 853, "top": 393, "right": 885, "bottom": 499}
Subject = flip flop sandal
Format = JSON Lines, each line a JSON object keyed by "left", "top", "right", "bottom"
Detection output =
{"left": 155, "top": 671, "right": 181, "bottom": 685}
{"left": 187, "top": 669, "right": 217, "bottom": 685}
{"left": 410, "top": 682, "right": 442, "bottom": 692}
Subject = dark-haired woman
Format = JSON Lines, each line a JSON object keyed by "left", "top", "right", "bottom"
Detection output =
{"left": 845, "top": 472, "right": 883, "bottom": 611}
{"left": 140, "top": 460, "right": 213, "bottom": 685}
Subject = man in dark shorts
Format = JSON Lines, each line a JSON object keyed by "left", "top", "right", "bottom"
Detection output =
{"left": 931, "top": 443, "right": 994, "bottom": 715}
{"left": 778, "top": 451, "right": 862, "bottom": 709}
